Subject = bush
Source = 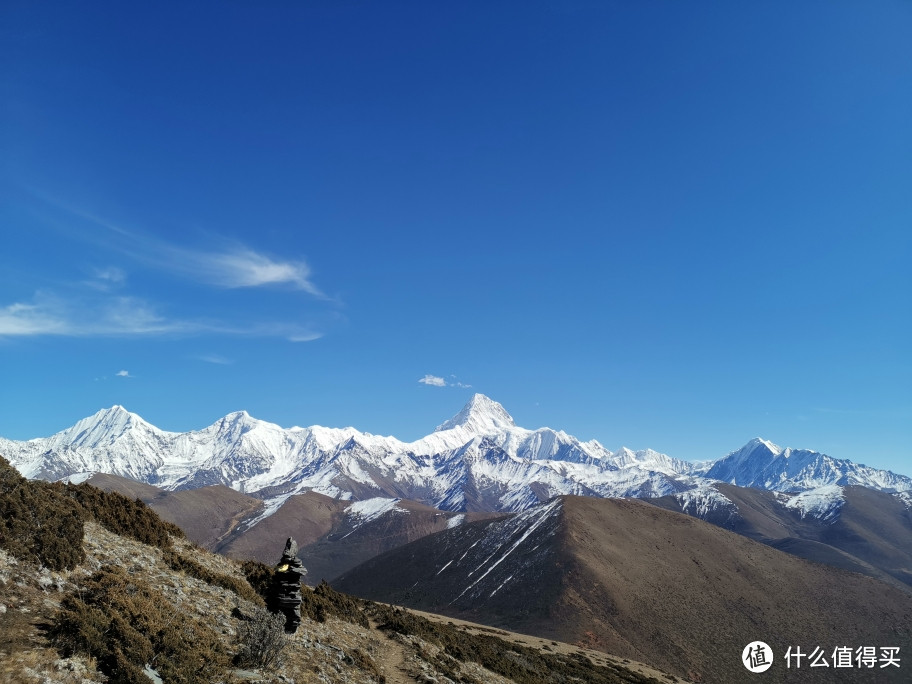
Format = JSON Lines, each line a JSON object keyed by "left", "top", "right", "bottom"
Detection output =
{"left": 52, "top": 566, "right": 229, "bottom": 684}
{"left": 241, "top": 558, "right": 275, "bottom": 600}
{"left": 65, "top": 483, "right": 184, "bottom": 549}
{"left": 300, "top": 581, "right": 369, "bottom": 628}
{"left": 367, "top": 603, "right": 663, "bottom": 684}
{"left": 234, "top": 605, "right": 288, "bottom": 670}
{"left": 0, "top": 457, "right": 86, "bottom": 570}
{"left": 162, "top": 548, "right": 262, "bottom": 605}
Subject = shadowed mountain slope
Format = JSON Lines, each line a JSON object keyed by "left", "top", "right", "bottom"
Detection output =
{"left": 649, "top": 482, "right": 912, "bottom": 590}
{"left": 334, "top": 495, "right": 912, "bottom": 684}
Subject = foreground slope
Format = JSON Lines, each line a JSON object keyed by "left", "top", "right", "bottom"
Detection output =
{"left": 334, "top": 495, "right": 912, "bottom": 684}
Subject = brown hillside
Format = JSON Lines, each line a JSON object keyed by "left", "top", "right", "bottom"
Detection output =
{"left": 217, "top": 491, "right": 500, "bottom": 581}
{"left": 83, "top": 473, "right": 264, "bottom": 550}
{"left": 335, "top": 495, "right": 912, "bottom": 684}
{"left": 217, "top": 491, "right": 349, "bottom": 563}
{"left": 81, "top": 473, "right": 503, "bottom": 581}
{"left": 650, "top": 482, "right": 912, "bottom": 591}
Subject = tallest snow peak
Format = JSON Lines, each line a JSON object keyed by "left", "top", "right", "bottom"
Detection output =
{"left": 435, "top": 394, "right": 516, "bottom": 433}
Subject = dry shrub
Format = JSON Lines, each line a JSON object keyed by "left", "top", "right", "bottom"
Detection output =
{"left": 0, "top": 456, "right": 86, "bottom": 570}
{"left": 368, "top": 603, "right": 662, "bottom": 684}
{"left": 65, "top": 482, "right": 184, "bottom": 549}
{"left": 234, "top": 605, "right": 288, "bottom": 670}
{"left": 162, "top": 548, "right": 262, "bottom": 604}
{"left": 349, "top": 648, "right": 386, "bottom": 682}
{"left": 52, "top": 566, "right": 229, "bottom": 684}
{"left": 241, "top": 558, "right": 275, "bottom": 600}
{"left": 300, "top": 580, "right": 369, "bottom": 628}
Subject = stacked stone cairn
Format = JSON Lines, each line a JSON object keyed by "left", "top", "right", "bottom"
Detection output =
{"left": 267, "top": 537, "right": 308, "bottom": 633}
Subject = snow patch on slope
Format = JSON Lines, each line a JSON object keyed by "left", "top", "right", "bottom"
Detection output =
{"left": 452, "top": 498, "right": 562, "bottom": 603}
{"left": 784, "top": 485, "right": 845, "bottom": 523}
{"left": 894, "top": 491, "right": 912, "bottom": 510}
{"left": 674, "top": 483, "right": 735, "bottom": 518}
{"left": 61, "top": 472, "right": 96, "bottom": 485}
{"left": 346, "top": 497, "right": 406, "bottom": 525}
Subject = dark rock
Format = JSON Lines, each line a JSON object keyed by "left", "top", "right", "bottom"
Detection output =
{"left": 266, "top": 537, "right": 307, "bottom": 633}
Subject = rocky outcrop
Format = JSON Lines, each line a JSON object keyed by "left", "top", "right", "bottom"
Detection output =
{"left": 267, "top": 537, "right": 307, "bottom": 633}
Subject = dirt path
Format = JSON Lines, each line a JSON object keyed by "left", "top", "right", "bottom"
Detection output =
{"left": 367, "top": 619, "right": 413, "bottom": 684}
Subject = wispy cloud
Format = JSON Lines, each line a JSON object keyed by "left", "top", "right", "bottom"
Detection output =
{"left": 0, "top": 293, "right": 322, "bottom": 342}
{"left": 419, "top": 374, "right": 471, "bottom": 388}
{"left": 95, "top": 266, "right": 126, "bottom": 284}
{"left": 0, "top": 292, "right": 189, "bottom": 337}
{"left": 3, "top": 197, "right": 338, "bottom": 341}
{"left": 195, "top": 248, "right": 322, "bottom": 294}
{"left": 0, "top": 291, "right": 321, "bottom": 341}
{"left": 59, "top": 204, "right": 327, "bottom": 297}
{"left": 0, "top": 301, "right": 70, "bottom": 336}
{"left": 116, "top": 369, "right": 132, "bottom": 378}
{"left": 287, "top": 332, "right": 323, "bottom": 343}
{"left": 196, "top": 354, "right": 234, "bottom": 365}
{"left": 83, "top": 266, "right": 127, "bottom": 291}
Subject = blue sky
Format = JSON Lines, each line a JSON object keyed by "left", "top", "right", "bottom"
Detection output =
{"left": 1, "top": 1, "right": 910, "bottom": 472}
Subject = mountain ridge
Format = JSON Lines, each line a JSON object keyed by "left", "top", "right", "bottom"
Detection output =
{"left": 4, "top": 395, "right": 910, "bottom": 526}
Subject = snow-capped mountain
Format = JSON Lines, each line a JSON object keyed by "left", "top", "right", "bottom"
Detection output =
{"left": 702, "top": 437, "right": 912, "bottom": 492}
{"left": 3, "top": 395, "right": 910, "bottom": 524}
{"left": 661, "top": 436, "right": 912, "bottom": 525}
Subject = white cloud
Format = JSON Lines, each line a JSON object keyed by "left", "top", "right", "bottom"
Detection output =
{"left": 116, "top": 370, "right": 132, "bottom": 378}
{"left": 0, "top": 301, "right": 69, "bottom": 335}
{"left": 83, "top": 266, "right": 127, "bottom": 292}
{"left": 287, "top": 332, "right": 323, "bottom": 343}
{"left": 197, "top": 354, "right": 234, "bottom": 365}
{"left": 199, "top": 248, "right": 322, "bottom": 295}
{"left": 0, "top": 292, "right": 251, "bottom": 337}
{"left": 59, "top": 205, "right": 327, "bottom": 297}
{"left": 95, "top": 266, "right": 126, "bottom": 284}
{"left": 419, "top": 374, "right": 472, "bottom": 388}
{"left": 8, "top": 198, "right": 335, "bottom": 340}
{"left": 0, "top": 291, "right": 323, "bottom": 339}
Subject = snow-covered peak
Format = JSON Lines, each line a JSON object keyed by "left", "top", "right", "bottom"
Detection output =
{"left": 47, "top": 405, "right": 156, "bottom": 449}
{"left": 216, "top": 410, "right": 260, "bottom": 429}
{"left": 746, "top": 437, "right": 783, "bottom": 456}
{"left": 435, "top": 394, "right": 516, "bottom": 433}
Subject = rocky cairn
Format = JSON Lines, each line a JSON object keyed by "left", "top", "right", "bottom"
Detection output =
{"left": 267, "top": 537, "right": 308, "bottom": 633}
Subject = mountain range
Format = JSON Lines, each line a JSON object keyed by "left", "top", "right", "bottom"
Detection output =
{"left": 4, "top": 395, "right": 910, "bottom": 527}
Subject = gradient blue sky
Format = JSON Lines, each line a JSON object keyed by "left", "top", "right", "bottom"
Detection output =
{"left": 1, "top": 1, "right": 910, "bottom": 472}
